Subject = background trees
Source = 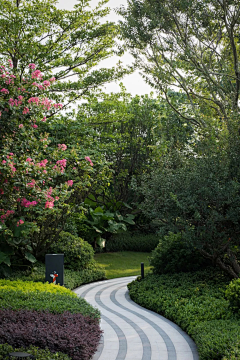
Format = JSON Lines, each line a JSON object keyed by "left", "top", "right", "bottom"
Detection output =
{"left": 118, "top": 0, "right": 240, "bottom": 277}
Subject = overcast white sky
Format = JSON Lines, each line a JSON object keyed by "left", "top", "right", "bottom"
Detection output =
{"left": 56, "top": 0, "right": 154, "bottom": 96}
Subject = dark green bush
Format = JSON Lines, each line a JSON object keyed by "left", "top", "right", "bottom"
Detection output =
{"left": 223, "top": 340, "right": 240, "bottom": 360}
{"left": 127, "top": 269, "right": 238, "bottom": 360}
{"left": 49, "top": 231, "right": 94, "bottom": 271}
{"left": 149, "top": 232, "right": 211, "bottom": 274}
{"left": 0, "top": 344, "right": 71, "bottom": 360}
{"left": 191, "top": 320, "right": 240, "bottom": 360}
{"left": 225, "top": 278, "right": 240, "bottom": 314}
{"left": 106, "top": 232, "right": 159, "bottom": 252}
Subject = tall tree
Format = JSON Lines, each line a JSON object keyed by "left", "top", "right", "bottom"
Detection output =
{"left": 0, "top": 0, "right": 127, "bottom": 110}
{"left": 118, "top": 0, "right": 240, "bottom": 131}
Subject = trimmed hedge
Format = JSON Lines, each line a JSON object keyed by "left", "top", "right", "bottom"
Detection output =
{"left": 0, "top": 279, "right": 100, "bottom": 319}
{"left": 127, "top": 269, "right": 240, "bottom": 360}
{"left": 0, "top": 309, "right": 102, "bottom": 360}
{"left": 106, "top": 232, "right": 159, "bottom": 252}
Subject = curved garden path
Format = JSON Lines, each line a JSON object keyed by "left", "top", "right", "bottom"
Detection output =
{"left": 74, "top": 276, "right": 199, "bottom": 360}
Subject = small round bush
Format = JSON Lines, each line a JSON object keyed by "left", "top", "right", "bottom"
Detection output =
{"left": 149, "top": 232, "right": 211, "bottom": 274}
{"left": 49, "top": 231, "right": 95, "bottom": 271}
{"left": 225, "top": 278, "right": 240, "bottom": 314}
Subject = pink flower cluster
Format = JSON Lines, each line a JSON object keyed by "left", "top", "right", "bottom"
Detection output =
{"left": 43, "top": 80, "right": 51, "bottom": 87}
{"left": 85, "top": 156, "right": 93, "bottom": 166}
{"left": 28, "top": 97, "right": 40, "bottom": 105}
{"left": 21, "top": 198, "right": 38, "bottom": 208}
{"left": 1, "top": 88, "right": 9, "bottom": 94}
{"left": 32, "top": 69, "right": 43, "bottom": 80}
{"left": 53, "top": 103, "right": 63, "bottom": 109}
{"left": 67, "top": 180, "right": 73, "bottom": 187}
{"left": 31, "top": 82, "right": 44, "bottom": 90}
{"left": 9, "top": 162, "right": 16, "bottom": 173}
{"left": 9, "top": 97, "right": 23, "bottom": 107}
{"left": 1, "top": 209, "right": 14, "bottom": 223}
{"left": 45, "top": 187, "right": 55, "bottom": 209}
{"left": 54, "top": 159, "right": 67, "bottom": 173}
{"left": 58, "top": 144, "right": 67, "bottom": 151}
{"left": 17, "top": 219, "right": 24, "bottom": 227}
{"left": 27, "top": 179, "right": 36, "bottom": 188}
{"left": 29, "top": 63, "right": 36, "bottom": 70}
{"left": 36, "top": 159, "right": 48, "bottom": 167}
{"left": 41, "top": 97, "right": 52, "bottom": 110}
{"left": 23, "top": 107, "right": 29, "bottom": 114}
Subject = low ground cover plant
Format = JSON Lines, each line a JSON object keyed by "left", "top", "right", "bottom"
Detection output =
{"left": 0, "top": 309, "right": 101, "bottom": 360}
{"left": 0, "top": 280, "right": 102, "bottom": 359}
{"left": 0, "top": 344, "right": 71, "bottom": 360}
{"left": 128, "top": 269, "right": 240, "bottom": 360}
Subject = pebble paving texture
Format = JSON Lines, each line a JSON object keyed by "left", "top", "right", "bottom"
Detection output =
{"left": 74, "top": 276, "right": 199, "bottom": 360}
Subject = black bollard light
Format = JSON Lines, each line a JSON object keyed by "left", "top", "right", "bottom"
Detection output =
{"left": 141, "top": 262, "right": 144, "bottom": 279}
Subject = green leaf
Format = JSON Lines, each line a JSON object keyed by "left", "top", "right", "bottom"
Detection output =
{"left": 0, "top": 251, "right": 11, "bottom": 266}
{"left": 25, "top": 252, "right": 37, "bottom": 263}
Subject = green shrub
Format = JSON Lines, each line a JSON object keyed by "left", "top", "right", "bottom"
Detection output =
{"left": 127, "top": 269, "right": 237, "bottom": 360}
{"left": 191, "top": 320, "right": 240, "bottom": 360}
{"left": 0, "top": 344, "right": 71, "bottom": 360}
{"left": 0, "top": 279, "right": 100, "bottom": 319}
{"left": 149, "top": 232, "right": 211, "bottom": 274}
{"left": 223, "top": 340, "right": 240, "bottom": 360}
{"left": 225, "top": 278, "right": 240, "bottom": 314}
{"left": 49, "top": 231, "right": 94, "bottom": 271}
{"left": 106, "top": 232, "right": 159, "bottom": 252}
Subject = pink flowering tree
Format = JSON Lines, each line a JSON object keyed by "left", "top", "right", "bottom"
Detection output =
{"left": 0, "top": 61, "right": 100, "bottom": 271}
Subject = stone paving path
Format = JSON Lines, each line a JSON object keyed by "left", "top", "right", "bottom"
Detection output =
{"left": 74, "top": 276, "right": 199, "bottom": 360}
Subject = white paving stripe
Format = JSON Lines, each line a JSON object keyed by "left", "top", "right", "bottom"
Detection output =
{"left": 74, "top": 277, "right": 199, "bottom": 360}
{"left": 115, "top": 287, "right": 194, "bottom": 359}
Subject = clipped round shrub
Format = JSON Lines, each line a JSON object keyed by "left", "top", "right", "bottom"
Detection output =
{"left": 225, "top": 278, "right": 240, "bottom": 314}
{"left": 149, "top": 232, "right": 211, "bottom": 274}
{"left": 50, "top": 231, "right": 94, "bottom": 271}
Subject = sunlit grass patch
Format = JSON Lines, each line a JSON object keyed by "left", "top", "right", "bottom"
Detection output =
{"left": 94, "top": 251, "right": 151, "bottom": 279}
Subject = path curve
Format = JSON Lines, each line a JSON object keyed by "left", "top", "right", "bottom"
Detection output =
{"left": 74, "top": 276, "right": 199, "bottom": 360}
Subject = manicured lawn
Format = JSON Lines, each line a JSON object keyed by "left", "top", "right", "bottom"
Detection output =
{"left": 94, "top": 251, "right": 151, "bottom": 279}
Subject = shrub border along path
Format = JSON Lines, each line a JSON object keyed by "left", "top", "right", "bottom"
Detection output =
{"left": 75, "top": 276, "right": 199, "bottom": 360}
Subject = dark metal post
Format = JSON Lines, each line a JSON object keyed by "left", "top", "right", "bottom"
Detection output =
{"left": 45, "top": 254, "right": 64, "bottom": 285}
{"left": 141, "top": 262, "right": 144, "bottom": 279}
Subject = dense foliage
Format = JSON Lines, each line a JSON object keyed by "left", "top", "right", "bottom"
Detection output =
{"left": 128, "top": 270, "right": 240, "bottom": 360}
{"left": 0, "top": 309, "right": 101, "bottom": 360}
{"left": 149, "top": 232, "right": 211, "bottom": 274}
